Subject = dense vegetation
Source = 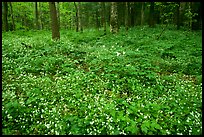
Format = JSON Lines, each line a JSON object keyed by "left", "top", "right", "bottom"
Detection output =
{"left": 2, "top": 25, "right": 202, "bottom": 135}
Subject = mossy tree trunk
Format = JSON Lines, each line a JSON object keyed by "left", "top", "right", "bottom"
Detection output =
{"left": 3, "top": 2, "right": 9, "bottom": 31}
{"left": 110, "top": 2, "right": 118, "bottom": 33}
{"left": 49, "top": 2, "right": 60, "bottom": 40}
{"left": 100, "top": 2, "right": 106, "bottom": 34}
{"left": 9, "top": 2, "right": 15, "bottom": 31}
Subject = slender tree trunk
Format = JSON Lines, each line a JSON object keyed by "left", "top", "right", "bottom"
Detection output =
{"left": 3, "top": 2, "right": 9, "bottom": 31}
{"left": 124, "top": 2, "right": 129, "bottom": 31}
{"left": 9, "top": 2, "right": 15, "bottom": 31}
{"left": 141, "top": 2, "right": 144, "bottom": 26}
{"left": 78, "top": 2, "right": 83, "bottom": 32}
{"left": 100, "top": 2, "right": 106, "bottom": 34}
{"left": 176, "top": 2, "right": 180, "bottom": 30}
{"left": 95, "top": 10, "right": 100, "bottom": 31}
{"left": 188, "top": 2, "right": 192, "bottom": 29}
{"left": 148, "top": 2, "right": 155, "bottom": 27}
{"left": 38, "top": 2, "right": 43, "bottom": 30}
{"left": 74, "top": 2, "right": 79, "bottom": 32}
{"left": 34, "top": 2, "right": 40, "bottom": 30}
{"left": 110, "top": 2, "right": 118, "bottom": 33}
{"left": 56, "top": 2, "right": 60, "bottom": 30}
{"left": 49, "top": 2, "right": 60, "bottom": 40}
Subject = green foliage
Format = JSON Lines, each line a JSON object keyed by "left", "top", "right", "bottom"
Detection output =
{"left": 2, "top": 26, "right": 202, "bottom": 135}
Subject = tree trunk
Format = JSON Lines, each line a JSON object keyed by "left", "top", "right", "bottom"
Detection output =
{"left": 125, "top": 2, "right": 129, "bottom": 31}
{"left": 100, "top": 2, "right": 106, "bottom": 34}
{"left": 34, "top": 2, "right": 40, "bottom": 30}
{"left": 95, "top": 10, "right": 100, "bottom": 31}
{"left": 74, "top": 2, "right": 79, "bottom": 32}
{"left": 191, "top": 2, "right": 201, "bottom": 30}
{"left": 110, "top": 2, "right": 118, "bottom": 33}
{"left": 176, "top": 2, "right": 180, "bottom": 30}
{"left": 3, "top": 2, "right": 9, "bottom": 31}
{"left": 38, "top": 2, "right": 43, "bottom": 30}
{"left": 78, "top": 2, "right": 83, "bottom": 32}
{"left": 148, "top": 2, "right": 155, "bottom": 27}
{"left": 56, "top": 2, "right": 60, "bottom": 30}
{"left": 49, "top": 2, "right": 60, "bottom": 40}
{"left": 9, "top": 2, "right": 15, "bottom": 31}
{"left": 141, "top": 2, "right": 144, "bottom": 26}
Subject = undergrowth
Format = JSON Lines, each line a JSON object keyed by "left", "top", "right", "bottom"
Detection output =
{"left": 2, "top": 25, "right": 202, "bottom": 135}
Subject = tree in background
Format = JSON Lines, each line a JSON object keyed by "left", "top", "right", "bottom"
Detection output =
{"left": 191, "top": 2, "right": 201, "bottom": 30}
{"left": 49, "top": 2, "right": 60, "bottom": 40}
{"left": 124, "top": 2, "right": 129, "bottom": 31}
{"left": 74, "top": 2, "right": 79, "bottom": 32}
{"left": 9, "top": 2, "right": 15, "bottom": 31}
{"left": 34, "top": 2, "right": 40, "bottom": 30}
{"left": 56, "top": 2, "right": 60, "bottom": 30}
{"left": 2, "top": 2, "right": 202, "bottom": 33}
{"left": 38, "top": 2, "right": 43, "bottom": 30}
{"left": 176, "top": 2, "right": 180, "bottom": 30}
{"left": 148, "top": 2, "right": 155, "bottom": 27}
{"left": 110, "top": 2, "right": 118, "bottom": 33}
{"left": 140, "top": 2, "right": 145, "bottom": 26}
{"left": 100, "top": 2, "right": 106, "bottom": 34}
{"left": 78, "top": 2, "right": 83, "bottom": 32}
{"left": 3, "top": 2, "right": 9, "bottom": 31}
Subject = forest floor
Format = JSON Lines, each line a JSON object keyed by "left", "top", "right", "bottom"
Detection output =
{"left": 2, "top": 25, "right": 202, "bottom": 135}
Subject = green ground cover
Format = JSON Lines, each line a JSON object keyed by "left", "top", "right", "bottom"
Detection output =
{"left": 2, "top": 25, "right": 202, "bottom": 135}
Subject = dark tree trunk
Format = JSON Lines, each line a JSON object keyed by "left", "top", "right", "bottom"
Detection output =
{"left": 74, "top": 2, "right": 79, "bottom": 32}
{"left": 3, "top": 2, "right": 9, "bottom": 31}
{"left": 49, "top": 2, "right": 60, "bottom": 40}
{"left": 34, "top": 2, "right": 40, "bottom": 30}
{"left": 176, "top": 2, "right": 180, "bottom": 30}
{"left": 148, "top": 2, "right": 155, "bottom": 27}
{"left": 125, "top": 2, "right": 129, "bottom": 31}
{"left": 38, "top": 2, "right": 43, "bottom": 30}
{"left": 100, "top": 2, "right": 106, "bottom": 34}
{"left": 191, "top": 2, "right": 201, "bottom": 30}
{"left": 141, "top": 2, "right": 144, "bottom": 26}
{"left": 9, "top": 2, "right": 15, "bottom": 31}
{"left": 74, "top": 2, "right": 82, "bottom": 32}
{"left": 96, "top": 10, "right": 100, "bottom": 31}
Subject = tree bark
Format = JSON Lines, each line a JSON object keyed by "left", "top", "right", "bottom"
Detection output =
{"left": 141, "top": 2, "right": 144, "bottom": 26}
{"left": 125, "top": 2, "right": 129, "bottom": 31}
{"left": 95, "top": 10, "right": 100, "bottom": 31}
{"left": 74, "top": 2, "right": 79, "bottom": 32}
{"left": 3, "top": 2, "right": 9, "bottom": 31}
{"left": 100, "top": 2, "right": 106, "bottom": 34}
{"left": 110, "top": 2, "right": 118, "bottom": 33}
{"left": 9, "top": 2, "right": 15, "bottom": 31}
{"left": 34, "top": 2, "right": 40, "bottom": 30}
{"left": 176, "top": 2, "right": 180, "bottom": 30}
{"left": 38, "top": 2, "right": 43, "bottom": 30}
{"left": 49, "top": 2, "right": 60, "bottom": 40}
{"left": 78, "top": 2, "right": 83, "bottom": 32}
{"left": 148, "top": 2, "right": 155, "bottom": 27}
{"left": 56, "top": 2, "right": 60, "bottom": 30}
{"left": 191, "top": 2, "right": 201, "bottom": 30}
